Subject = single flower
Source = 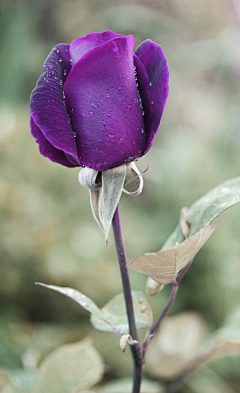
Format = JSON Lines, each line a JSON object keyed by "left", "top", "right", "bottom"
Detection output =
{"left": 30, "top": 31, "right": 169, "bottom": 241}
{"left": 30, "top": 31, "right": 169, "bottom": 170}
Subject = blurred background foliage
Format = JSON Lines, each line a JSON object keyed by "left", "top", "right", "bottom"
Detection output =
{"left": 1, "top": 0, "right": 240, "bottom": 392}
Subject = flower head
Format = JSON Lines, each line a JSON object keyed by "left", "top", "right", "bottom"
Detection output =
{"left": 30, "top": 31, "right": 169, "bottom": 171}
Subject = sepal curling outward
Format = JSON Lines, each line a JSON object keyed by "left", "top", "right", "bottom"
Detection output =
{"left": 78, "top": 162, "right": 144, "bottom": 243}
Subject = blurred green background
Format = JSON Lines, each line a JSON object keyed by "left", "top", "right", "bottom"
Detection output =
{"left": 1, "top": 0, "right": 240, "bottom": 392}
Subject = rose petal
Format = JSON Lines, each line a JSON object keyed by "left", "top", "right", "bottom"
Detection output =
{"left": 64, "top": 36, "right": 146, "bottom": 171}
{"left": 135, "top": 40, "right": 169, "bottom": 153}
{"left": 133, "top": 54, "right": 153, "bottom": 148}
{"left": 30, "top": 44, "right": 79, "bottom": 161}
{"left": 70, "top": 31, "right": 125, "bottom": 65}
{"left": 30, "top": 117, "right": 77, "bottom": 167}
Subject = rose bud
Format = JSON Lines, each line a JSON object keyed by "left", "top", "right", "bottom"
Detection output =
{"left": 30, "top": 31, "right": 169, "bottom": 240}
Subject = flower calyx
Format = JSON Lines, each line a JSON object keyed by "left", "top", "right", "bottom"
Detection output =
{"left": 78, "top": 162, "right": 144, "bottom": 244}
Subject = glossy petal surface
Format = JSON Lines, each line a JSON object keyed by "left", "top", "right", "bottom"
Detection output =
{"left": 30, "top": 118, "right": 76, "bottom": 167}
{"left": 135, "top": 40, "right": 169, "bottom": 153}
{"left": 70, "top": 31, "right": 125, "bottom": 65}
{"left": 64, "top": 36, "right": 146, "bottom": 171}
{"left": 133, "top": 54, "right": 153, "bottom": 148}
{"left": 30, "top": 44, "right": 79, "bottom": 161}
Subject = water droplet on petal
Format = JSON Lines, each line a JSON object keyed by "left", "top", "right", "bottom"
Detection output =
{"left": 132, "top": 97, "right": 138, "bottom": 103}
{"left": 107, "top": 113, "right": 111, "bottom": 118}
{"left": 59, "top": 58, "right": 63, "bottom": 63}
{"left": 100, "top": 121, "right": 106, "bottom": 127}
{"left": 63, "top": 69, "right": 67, "bottom": 76}
{"left": 149, "top": 81, "right": 152, "bottom": 86}
{"left": 141, "top": 128, "right": 145, "bottom": 133}
{"left": 112, "top": 41, "right": 119, "bottom": 52}
{"left": 151, "top": 100, "right": 154, "bottom": 105}
{"left": 89, "top": 111, "right": 93, "bottom": 116}
{"left": 108, "top": 134, "right": 115, "bottom": 141}
{"left": 96, "top": 163, "right": 102, "bottom": 169}
{"left": 127, "top": 105, "right": 132, "bottom": 110}
{"left": 106, "top": 93, "right": 110, "bottom": 99}
{"left": 97, "top": 102, "right": 101, "bottom": 107}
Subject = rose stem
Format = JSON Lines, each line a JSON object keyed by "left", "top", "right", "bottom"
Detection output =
{"left": 141, "top": 259, "right": 194, "bottom": 362}
{"left": 112, "top": 205, "right": 142, "bottom": 393}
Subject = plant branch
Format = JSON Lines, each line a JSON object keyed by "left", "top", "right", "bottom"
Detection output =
{"left": 112, "top": 205, "right": 142, "bottom": 393}
{"left": 142, "top": 259, "right": 194, "bottom": 361}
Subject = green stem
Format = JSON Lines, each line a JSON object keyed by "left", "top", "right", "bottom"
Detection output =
{"left": 112, "top": 205, "right": 142, "bottom": 393}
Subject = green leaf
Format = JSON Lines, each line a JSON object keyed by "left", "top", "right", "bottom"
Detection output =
{"left": 9, "top": 370, "right": 37, "bottom": 393}
{"left": 209, "top": 306, "right": 240, "bottom": 360}
{"left": 36, "top": 284, "right": 152, "bottom": 335}
{"left": 99, "top": 377, "right": 162, "bottom": 393}
{"left": 186, "top": 177, "right": 240, "bottom": 236}
{"left": 91, "top": 291, "right": 153, "bottom": 333}
{"left": 0, "top": 369, "right": 13, "bottom": 393}
{"left": 164, "top": 177, "right": 240, "bottom": 249}
{"left": 33, "top": 339, "right": 104, "bottom": 393}
{"left": 36, "top": 283, "right": 104, "bottom": 320}
{"left": 133, "top": 177, "right": 240, "bottom": 289}
{"left": 36, "top": 283, "right": 122, "bottom": 335}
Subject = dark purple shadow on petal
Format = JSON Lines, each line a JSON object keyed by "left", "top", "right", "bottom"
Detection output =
{"left": 135, "top": 40, "right": 169, "bottom": 154}
{"left": 70, "top": 31, "right": 125, "bottom": 65}
{"left": 133, "top": 54, "right": 153, "bottom": 150}
{"left": 30, "top": 117, "right": 77, "bottom": 167}
{"left": 30, "top": 44, "right": 79, "bottom": 162}
{"left": 64, "top": 36, "right": 146, "bottom": 171}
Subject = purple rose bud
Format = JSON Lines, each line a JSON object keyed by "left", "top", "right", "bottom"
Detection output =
{"left": 30, "top": 31, "right": 169, "bottom": 171}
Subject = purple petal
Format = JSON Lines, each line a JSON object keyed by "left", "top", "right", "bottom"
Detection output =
{"left": 30, "top": 117, "right": 77, "bottom": 167}
{"left": 133, "top": 54, "right": 153, "bottom": 149}
{"left": 30, "top": 44, "right": 79, "bottom": 161}
{"left": 70, "top": 31, "right": 125, "bottom": 65}
{"left": 135, "top": 40, "right": 169, "bottom": 153}
{"left": 64, "top": 36, "right": 146, "bottom": 171}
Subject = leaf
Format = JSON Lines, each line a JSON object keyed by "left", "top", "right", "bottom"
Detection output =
{"left": 36, "top": 283, "right": 123, "bottom": 335}
{"left": 119, "top": 335, "right": 138, "bottom": 352}
{"left": 163, "top": 177, "right": 240, "bottom": 249}
{"left": 9, "top": 370, "right": 37, "bottom": 393}
{"left": 145, "top": 311, "right": 207, "bottom": 379}
{"left": 0, "top": 369, "right": 13, "bottom": 393}
{"left": 146, "top": 277, "right": 165, "bottom": 297}
{"left": 91, "top": 291, "right": 153, "bottom": 333}
{"left": 128, "top": 225, "right": 216, "bottom": 285}
{"left": 208, "top": 306, "right": 240, "bottom": 360}
{"left": 186, "top": 177, "right": 240, "bottom": 235}
{"left": 36, "top": 284, "right": 151, "bottom": 335}
{"left": 33, "top": 339, "right": 104, "bottom": 393}
{"left": 99, "top": 377, "right": 162, "bottom": 393}
{"left": 134, "top": 177, "right": 240, "bottom": 289}
{"left": 36, "top": 283, "right": 104, "bottom": 320}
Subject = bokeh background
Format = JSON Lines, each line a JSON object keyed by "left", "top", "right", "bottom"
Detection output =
{"left": 1, "top": 0, "right": 240, "bottom": 392}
